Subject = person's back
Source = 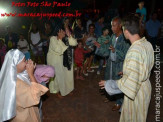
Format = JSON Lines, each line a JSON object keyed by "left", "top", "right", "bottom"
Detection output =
{"left": 128, "top": 37, "right": 154, "bottom": 78}
{"left": 119, "top": 37, "right": 154, "bottom": 122}
{"left": 118, "top": 14, "right": 154, "bottom": 122}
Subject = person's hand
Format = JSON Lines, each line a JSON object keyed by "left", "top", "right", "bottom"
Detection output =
{"left": 94, "top": 41, "right": 101, "bottom": 48}
{"left": 109, "top": 45, "right": 115, "bottom": 53}
{"left": 26, "top": 59, "right": 36, "bottom": 77}
{"left": 118, "top": 72, "right": 123, "bottom": 78}
{"left": 82, "top": 34, "right": 88, "bottom": 41}
{"left": 104, "top": 40, "right": 109, "bottom": 44}
{"left": 99, "top": 80, "right": 106, "bottom": 89}
{"left": 65, "top": 28, "right": 71, "bottom": 37}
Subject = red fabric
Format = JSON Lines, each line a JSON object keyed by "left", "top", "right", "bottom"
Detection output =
{"left": 76, "top": 62, "right": 83, "bottom": 67}
{"left": 74, "top": 47, "right": 89, "bottom": 67}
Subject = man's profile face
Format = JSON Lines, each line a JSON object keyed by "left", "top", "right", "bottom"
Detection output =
{"left": 111, "top": 19, "right": 121, "bottom": 35}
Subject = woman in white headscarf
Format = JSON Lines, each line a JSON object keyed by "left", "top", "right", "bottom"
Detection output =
{"left": 0, "top": 49, "right": 48, "bottom": 122}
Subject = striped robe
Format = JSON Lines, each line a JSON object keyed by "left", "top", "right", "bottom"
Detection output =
{"left": 116, "top": 37, "right": 154, "bottom": 122}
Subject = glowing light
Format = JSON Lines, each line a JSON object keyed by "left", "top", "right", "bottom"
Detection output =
{"left": 0, "top": 8, "right": 7, "bottom": 20}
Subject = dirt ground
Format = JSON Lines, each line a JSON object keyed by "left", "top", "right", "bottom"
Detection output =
{"left": 42, "top": 65, "right": 163, "bottom": 122}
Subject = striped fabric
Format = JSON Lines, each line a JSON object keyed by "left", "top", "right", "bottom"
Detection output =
{"left": 116, "top": 37, "right": 154, "bottom": 122}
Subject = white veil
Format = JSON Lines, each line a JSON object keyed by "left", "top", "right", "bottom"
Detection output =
{"left": 0, "top": 49, "right": 30, "bottom": 121}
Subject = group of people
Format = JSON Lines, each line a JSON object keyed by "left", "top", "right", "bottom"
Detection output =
{"left": 99, "top": 14, "right": 154, "bottom": 122}
{"left": 0, "top": 1, "right": 161, "bottom": 121}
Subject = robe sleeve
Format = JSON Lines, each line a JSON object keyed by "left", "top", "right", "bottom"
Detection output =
{"left": 116, "top": 50, "right": 144, "bottom": 100}
{"left": 16, "top": 79, "right": 49, "bottom": 108}
{"left": 68, "top": 36, "right": 78, "bottom": 46}
{"left": 49, "top": 36, "right": 68, "bottom": 55}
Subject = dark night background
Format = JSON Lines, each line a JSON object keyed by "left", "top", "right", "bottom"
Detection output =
{"left": 0, "top": 0, "right": 162, "bottom": 38}
{"left": 0, "top": 0, "right": 162, "bottom": 121}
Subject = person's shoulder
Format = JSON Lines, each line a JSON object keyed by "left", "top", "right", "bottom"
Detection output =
{"left": 110, "top": 34, "right": 115, "bottom": 38}
{"left": 146, "top": 19, "right": 153, "bottom": 26}
{"left": 118, "top": 34, "right": 125, "bottom": 41}
{"left": 109, "top": 34, "right": 114, "bottom": 41}
{"left": 131, "top": 38, "right": 149, "bottom": 52}
{"left": 17, "top": 78, "right": 29, "bottom": 86}
{"left": 50, "top": 36, "right": 57, "bottom": 40}
{"left": 98, "top": 36, "right": 103, "bottom": 39}
{"left": 50, "top": 36, "right": 57, "bottom": 42}
{"left": 128, "top": 44, "right": 142, "bottom": 57}
{"left": 106, "top": 35, "right": 111, "bottom": 38}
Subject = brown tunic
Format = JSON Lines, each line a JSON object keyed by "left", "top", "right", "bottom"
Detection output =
{"left": 11, "top": 79, "right": 48, "bottom": 122}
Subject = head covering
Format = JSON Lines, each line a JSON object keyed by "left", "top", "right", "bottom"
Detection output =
{"left": 34, "top": 65, "right": 55, "bottom": 83}
{"left": 0, "top": 49, "right": 30, "bottom": 121}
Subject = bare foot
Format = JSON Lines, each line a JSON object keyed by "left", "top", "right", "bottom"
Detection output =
{"left": 56, "top": 93, "right": 63, "bottom": 98}
{"left": 76, "top": 76, "right": 80, "bottom": 80}
{"left": 79, "top": 76, "right": 85, "bottom": 80}
{"left": 69, "top": 91, "right": 73, "bottom": 96}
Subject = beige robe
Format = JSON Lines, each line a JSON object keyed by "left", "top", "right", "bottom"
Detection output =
{"left": 11, "top": 79, "right": 48, "bottom": 122}
{"left": 116, "top": 37, "right": 154, "bottom": 122}
{"left": 47, "top": 36, "right": 77, "bottom": 96}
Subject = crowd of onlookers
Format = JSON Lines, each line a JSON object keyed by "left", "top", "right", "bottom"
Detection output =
{"left": 0, "top": 0, "right": 162, "bottom": 111}
{"left": 0, "top": 2, "right": 162, "bottom": 122}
